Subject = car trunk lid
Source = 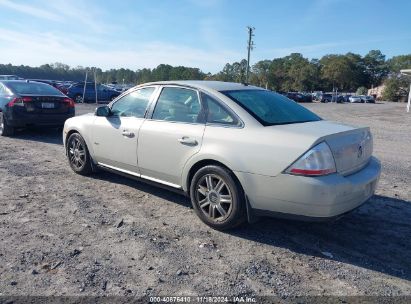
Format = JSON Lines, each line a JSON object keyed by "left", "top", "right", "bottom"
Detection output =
{"left": 324, "top": 127, "right": 372, "bottom": 175}
{"left": 22, "top": 95, "right": 72, "bottom": 114}
{"left": 265, "top": 120, "right": 373, "bottom": 176}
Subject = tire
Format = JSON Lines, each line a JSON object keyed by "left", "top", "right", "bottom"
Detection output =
{"left": 66, "top": 133, "right": 92, "bottom": 175}
{"left": 0, "top": 112, "right": 15, "bottom": 137}
{"left": 190, "top": 165, "right": 246, "bottom": 230}
{"left": 74, "top": 94, "right": 83, "bottom": 103}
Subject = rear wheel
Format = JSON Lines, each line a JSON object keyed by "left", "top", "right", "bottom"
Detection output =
{"left": 190, "top": 165, "right": 246, "bottom": 230}
{"left": 74, "top": 94, "right": 83, "bottom": 103}
{"left": 67, "top": 133, "right": 92, "bottom": 175}
{"left": 0, "top": 112, "right": 15, "bottom": 137}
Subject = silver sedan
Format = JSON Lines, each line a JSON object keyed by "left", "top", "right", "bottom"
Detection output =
{"left": 63, "top": 81, "right": 381, "bottom": 230}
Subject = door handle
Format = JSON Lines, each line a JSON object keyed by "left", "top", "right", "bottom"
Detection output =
{"left": 122, "top": 130, "right": 134, "bottom": 138}
{"left": 178, "top": 136, "right": 198, "bottom": 146}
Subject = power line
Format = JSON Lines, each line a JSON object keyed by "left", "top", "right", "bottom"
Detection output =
{"left": 246, "top": 26, "right": 255, "bottom": 84}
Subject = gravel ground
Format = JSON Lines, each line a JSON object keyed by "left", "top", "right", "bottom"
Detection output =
{"left": 0, "top": 101, "right": 410, "bottom": 299}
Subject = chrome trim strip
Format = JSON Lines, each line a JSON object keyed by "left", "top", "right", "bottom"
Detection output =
{"left": 140, "top": 175, "right": 181, "bottom": 189}
{"left": 97, "top": 162, "right": 182, "bottom": 189}
{"left": 98, "top": 162, "right": 140, "bottom": 177}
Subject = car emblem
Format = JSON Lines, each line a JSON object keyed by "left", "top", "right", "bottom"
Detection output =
{"left": 358, "top": 145, "right": 363, "bottom": 158}
{"left": 209, "top": 192, "right": 218, "bottom": 204}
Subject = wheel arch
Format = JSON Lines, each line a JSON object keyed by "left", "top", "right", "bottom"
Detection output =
{"left": 184, "top": 157, "right": 244, "bottom": 197}
{"left": 64, "top": 128, "right": 95, "bottom": 159}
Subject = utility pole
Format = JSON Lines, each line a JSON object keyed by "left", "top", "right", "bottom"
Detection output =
{"left": 82, "top": 71, "right": 88, "bottom": 103}
{"left": 246, "top": 26, "right": 255, "bottom": 84}
{"left": 94, "top": 68, "right": 98, "bottom": 104}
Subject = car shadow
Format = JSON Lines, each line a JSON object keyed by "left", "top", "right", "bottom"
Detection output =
{"left": 231, "top": 194, "right": 411, "bottom": 282}
{"left": 11, "top": 127, "right": 63, "bottom": 145}
{"left": 91, "top": 170, "right": 192, "bottom": 208}
{"left": 82, "top": 167, "right": 411, "bottom": 281}
{"left": 86, "top": 169, "right": 411, "bottom": 282}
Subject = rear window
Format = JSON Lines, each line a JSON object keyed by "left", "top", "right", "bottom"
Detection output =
{"left": 221, "top": 89, "right": 321, "bottom": 126}
{"left": 7, "top": 82, "right": 64, "bottom": 96}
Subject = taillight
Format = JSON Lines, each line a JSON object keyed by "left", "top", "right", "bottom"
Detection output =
{"left": 8, "top": 97, "right": 32, "bottom": 107}
{"left": 63, "top": 98, "right": 75, "bottom": 108}
{"left": 285, "top": 142, "right": 336, "bottom": 176}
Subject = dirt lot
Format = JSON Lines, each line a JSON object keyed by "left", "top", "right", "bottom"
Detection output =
{"left": 1, "top": 101, "right": 410, "bottom": 299}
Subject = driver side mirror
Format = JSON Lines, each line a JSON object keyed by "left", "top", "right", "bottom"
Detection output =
{"left": 95, "top": 105, "right": 111, "bottom": 117}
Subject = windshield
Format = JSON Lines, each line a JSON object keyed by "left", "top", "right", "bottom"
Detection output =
{"left": 7, "top": 81, "right": 65, "bottom": 96}
{"left": 222, "top": 89, "right": 321, "bottom": 126}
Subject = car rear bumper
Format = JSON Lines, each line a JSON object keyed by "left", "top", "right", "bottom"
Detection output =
{"left": 235, "top": 156, "right": 381, "bottom": 220}
{"left": 7, "top": 110, "right": 75, "bottom": 127}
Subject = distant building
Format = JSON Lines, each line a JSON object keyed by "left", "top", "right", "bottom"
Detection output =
{"left": 368, "top": 85, "right": 385, "bottom": 99}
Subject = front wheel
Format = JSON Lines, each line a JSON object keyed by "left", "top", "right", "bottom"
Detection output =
{"left": 0, "top": 112, "right": 15, "bottom": 137}
{"left": 190, "top": 165, "right": 246, "bottom": 230}
{"left": 66, "top": 133, "right": 92, "bottom": 175}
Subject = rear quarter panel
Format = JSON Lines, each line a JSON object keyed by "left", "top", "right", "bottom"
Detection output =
{"left": 181, "top": 120, "right": 362, "bottom": 191}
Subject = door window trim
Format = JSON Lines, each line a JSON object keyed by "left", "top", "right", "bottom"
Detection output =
{"left": 107, "top": 85, "right": 160, "bottom": 119}
{"left": 200, "top": 91, "right": 244, "bottom": 129}
{"left": 146, "top": 85, "right": 206, "bottom": 125}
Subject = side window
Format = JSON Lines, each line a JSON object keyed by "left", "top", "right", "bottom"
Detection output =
{"left": 111, "top": 87, "right": 155, "bottom": 118}
{"left": 201, "top": 93, "right": 238, "bottom": 126}
{"left": 152, "top": 87, "right": 203, "bottom": 123}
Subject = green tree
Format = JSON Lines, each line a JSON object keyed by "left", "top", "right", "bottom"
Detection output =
{"left": 363, "top": 50, "right": 388, "bottom": 87}
{"left": 320, "top": 54, "right": 356, "bottom": 91}
{"left": 387, "top": 54, "right": 411, "bottom": 73}
{"left": 356, "top": 86, "right": 368, "bottom": 95}
{"left": 382, "top": 76, "right": 410, "bottom": 102}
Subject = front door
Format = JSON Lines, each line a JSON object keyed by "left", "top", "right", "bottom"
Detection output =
{"left": 91, "top": 87, "right": 157, "bottom": 174}
{"left": 137, "top": 86, "right": 206, "bottom": 187}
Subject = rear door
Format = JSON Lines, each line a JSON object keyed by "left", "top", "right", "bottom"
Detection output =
{"left": 137, "top": 86, "right": 206, "bottom": 187}
{"left": 91, "top": 86, "right": 157, "bottom": 174}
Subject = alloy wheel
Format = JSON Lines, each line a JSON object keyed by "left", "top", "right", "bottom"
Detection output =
{"left": 196, "top": 174, "right": 233, "bottom": 222}
{"left": 68, "top": 137, "right": 86, "bottom": 170}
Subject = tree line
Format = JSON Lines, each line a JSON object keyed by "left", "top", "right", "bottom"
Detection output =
{"left": 1, "top": 50, "right": 410, "bottom": 101}
{"left": 211, "top": 51, "right": 410, "bottom": 94}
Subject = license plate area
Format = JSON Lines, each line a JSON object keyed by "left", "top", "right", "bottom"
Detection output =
{"left": 41, "top": 102, "right": 55, "bottom": 109}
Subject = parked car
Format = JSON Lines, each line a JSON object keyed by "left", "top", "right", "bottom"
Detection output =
{"left": 66, "top": 82, "right": 120, "bottom": 103}
{"left": 343, "top": 94, "right": 352, "bottom": 103}
{"left": 63, "top": 81, "right": 380, "bottom": 230}
{"left": 361, "top": 95, "right": 375, "bottom": 103}
{"left": 349, "top": 96, "right": 363, "bottom": 103}
{"left": 0, "top": 75, "right": 23, "bottom": 80}
{"left": 286, "top": 92, "right": 312, "bottom": 103}
{"left": 312, "top": 91, "right": 323, "bottom": 101}
{"left": 28, "top": 79, "right": 62, "bottom": 89}
{"left": 331, "top": 94, "right": 345, "bottom": 103}
{"left": 0, "top": 80, "right": 75, "bottom": 136}
{"left": 320, "top": 93, "right": 332, "bottom": 103}
{"left": 56, "top": 83, "right": 73, "bottom": 95}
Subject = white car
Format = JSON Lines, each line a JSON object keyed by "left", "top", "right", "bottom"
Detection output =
{"left": 63, "top": 81, "right": 381, "bottom": 230}
{"left": 349, "top": 96, "right": 363, "bottom": 103}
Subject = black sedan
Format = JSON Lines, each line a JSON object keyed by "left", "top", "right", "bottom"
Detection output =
{"left": 0, "top": 80, "right": 75, "bottom": 136}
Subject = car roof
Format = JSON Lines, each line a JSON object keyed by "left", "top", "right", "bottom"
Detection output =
{"left": 138, "top": 80, "right": 263, "bottom": 92}
{"left": 0, "top": 80, "right": 48, "bottom": 85}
